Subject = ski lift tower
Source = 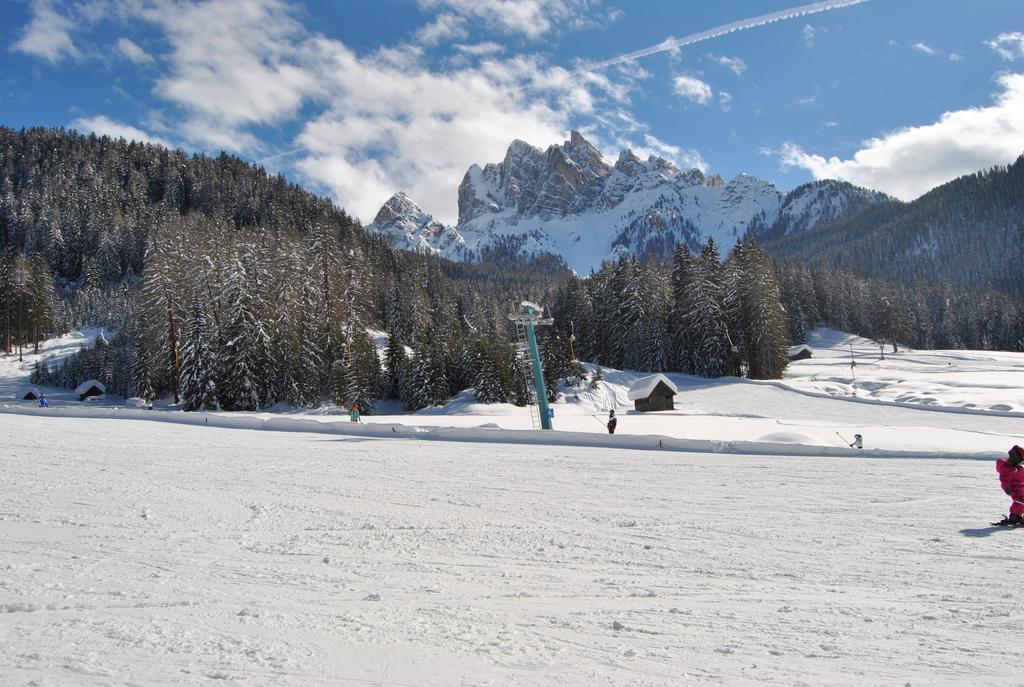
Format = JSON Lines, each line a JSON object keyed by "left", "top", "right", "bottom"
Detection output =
{"left": 509, "top": 301, "right": 554, "bottom": 430}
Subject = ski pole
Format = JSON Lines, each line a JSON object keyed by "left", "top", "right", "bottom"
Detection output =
{"left": 835, "top": 431, "right": 852, "bottom": 446}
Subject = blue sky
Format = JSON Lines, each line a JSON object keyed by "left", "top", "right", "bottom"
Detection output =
{"left": 2, "top": 0, "right": 1023, "bottom": 225}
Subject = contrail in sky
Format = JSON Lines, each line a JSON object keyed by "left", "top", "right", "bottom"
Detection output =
{"left": 575, "top": 0, "right": 870, "bottom": 74}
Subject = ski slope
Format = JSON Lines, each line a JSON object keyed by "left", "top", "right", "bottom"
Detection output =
{"left": 1, "top": 412, "right": 1022, "bottom": 686}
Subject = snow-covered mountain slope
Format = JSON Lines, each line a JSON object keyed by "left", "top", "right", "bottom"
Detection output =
{"left": 764, "top": 179, "right": 891, "bottom": 239}
{"left": 366, "top": 191, "right": 471, "bottom": 260}
{"left": 366, "top": 132, "right": 889, "bottom": 271}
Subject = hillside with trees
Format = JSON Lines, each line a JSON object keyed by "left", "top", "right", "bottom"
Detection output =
{"left": 3, "top": 127, "right": 1020, "bottom": 414}
{"left": 762, "top": 155, "right": 1024, "bottom": 297}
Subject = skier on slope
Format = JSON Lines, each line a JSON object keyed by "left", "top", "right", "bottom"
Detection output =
{"left": 607, "top": 409, "right": 617, "bottom": 435}
{"left": 38, "top": 393, "right": 48, "bottom": 408}
{"left": 349, "top": 403, "right": 360, "bottom": 423}
{"left": 993, "top": 445, "right": 1024, "bottom": 526}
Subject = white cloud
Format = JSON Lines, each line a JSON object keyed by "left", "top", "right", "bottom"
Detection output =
{"left": 589, "top": 110, "right": 706, "bottom": 173}
{"left": 912, "top": 42, "right": 936, "bottom": 56}
{"left": 673, "top": 75, "right": 713, "bottom": 105}
{"left": 292, "top": 39, "right": 619, "bottom": 222}
{"left": 116, "top": 37, "right": 152, "bottom": 65}
{"left": 417, "top": 0, "right": 581, "bottom": 39}
{"left": 70, "top": 115, "right": 171, "bottom": 147}
{"left": 453, "top": 41, "right": 505, "bottom": 56}
{"left": 715, "top": 55, "right": 746, "bottom": 76}
{"left": 12, "top": 0, "right": 79, "bottom": 63}
{"left": 414, "top": 13, "right": 468, "bottom": 45}
{"left": 803, "top": 24, "right": 816, "bottom": 48}
{"left": 142, "top": 0, "right": 321, "bottom": 136}
{"left": 948, "top": 52, "right": 962, "bottom": 62}
{"left": 639, "top": 134, "right": 707, "bottom": 171}
{"left": 779, "top": 73, "right": 1024, "bottom": 201}
{"left": 14, "top": 0, "right": 653, "bottom": 224}
{"left": 718, "top": 91, "right": 733, "bottom": 111}
{"left": 987, "top": 32, "right": 1024, "bottom": 61}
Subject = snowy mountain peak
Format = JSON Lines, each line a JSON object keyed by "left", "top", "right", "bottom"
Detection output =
{"left": 368, "top": 192, "right": 470, "bottom": 260}
{"left": 372, "top": 191, "right": 421, "bottom": 223}
{"left": 614, "top": 149, "right": 643, "bottom": 176}
{"left": 367, "top": 133, "right": 889, "bottom": 272}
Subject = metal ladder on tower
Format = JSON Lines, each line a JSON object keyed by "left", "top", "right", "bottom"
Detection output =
{"left": 514, "top": 321, "right": 541, "bottom": 430}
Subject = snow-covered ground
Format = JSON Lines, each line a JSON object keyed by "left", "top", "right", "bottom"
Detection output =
{"left": 782, "top": 329, "right": 1024, "bottom": 414}
{"left": 2, "top": 413, "right": 1023, "bottom": 685}
{"left": 0, "top": 328, "right": 107, "bottom": 407}
{"left": 2, "top": 329, "right": 1024, "bottom": 684}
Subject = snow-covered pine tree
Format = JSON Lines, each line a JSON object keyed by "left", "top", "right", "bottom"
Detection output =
{"left": 587, "top": 262, "right": 614, "bottom": 364}
{"left": 347, "top": 330, "right": 381, "bottom": 414}
{"left": 689, "top": 239, "right": 731, "bottom": 378}
{"left": 610, "top": 256, "right": 645, "bottom": 369}
{"left": 132, "top": 332, "right": 156, "bottom": 402}
{"left": 473, "top": 340, "right": 509, "bottom": 404}
{"left": 670, "top": 244, "right": 700, "bottom": 373}
{"left": 179, "top": 296, "right": 219, "bottom": 411}
{"left": 382, "top": 330, "right": 406, "bottom": 400}
{"left": 295, "top": 279, "right": 325, "bottom": 407}
{"left": 732, "top": 241, "right": 789, "bottom": 379}
{"left": 507, "top": 346, "right": 532, "bottom": 406}
{"left": 871, "top": 289, "right": 909, "bottom": 353}
{"left": 551, "top": 276, "right": 594, "bottom": 362}
{"left": 400, "top": 338, "right": 449, "bottom": 411}
{"left": 139, "top": 232, "right": 186, "bottom": 402}
{"left": 307, "top": 224, "right": 344, "bottom": 377}
{"left": 218, "top": 259, "right": 268, "bottom": 411}
{"left": 624, "top": 265, "right": 671, "bottom": 372}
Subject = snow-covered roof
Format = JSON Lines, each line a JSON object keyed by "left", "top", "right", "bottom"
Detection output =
{"left": 74, "top": 380, "right": 106, "bottom": 395}
{"left": 627, "top": 374, "right": 678, "bottom": 401}
{"left": 788, "top": 344, "right": 814, "bottom": 357}
{"left": 16, "top": 386, "right": 39, "bottom": 399}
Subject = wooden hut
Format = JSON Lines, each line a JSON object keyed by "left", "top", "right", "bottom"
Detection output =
{"left": 787, "top": 344, "right": 813, "bottom": 361}
{"left": 628, "top": 374, "right": 678, "bottom": 412}
{"left": 74, "top": 380, "right": 106, "bottom": 401}
{"left": 17, "top": 387, "right": 40, "bottom": 401}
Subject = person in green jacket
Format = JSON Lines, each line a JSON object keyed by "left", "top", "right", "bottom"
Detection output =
{"left": 349, "top": 403, "right": 360, "bottom": 423}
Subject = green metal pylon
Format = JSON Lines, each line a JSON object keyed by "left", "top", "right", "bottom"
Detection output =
{"left": 509, "top": 301, "right": 554, "bottom": 430}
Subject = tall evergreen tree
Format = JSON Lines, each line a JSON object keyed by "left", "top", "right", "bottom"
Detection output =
{"left": 178, "top": 297, "right": 219, "bottom": 411}
{"left": 218, "top": 260, "right": 268, "bottom": 411}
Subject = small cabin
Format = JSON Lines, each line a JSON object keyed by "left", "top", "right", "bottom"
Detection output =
{"left": 628, "top": 374, "right": 678, "bottom": 412}
{"left": 74, "top": 380, "right": 106, "bottom": 401}
{"left": 788, "top": 344, "right": 813, "bottom": 362}
{"left": 17, "top": 387, "right": 40, "bottom": 401}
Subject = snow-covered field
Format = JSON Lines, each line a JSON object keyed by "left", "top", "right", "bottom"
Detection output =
{"left": 2, "top": 329, "right": 1024, "bottom": 684}
{"left": 4, "top": 413, "right": 1024, "bottom": 686}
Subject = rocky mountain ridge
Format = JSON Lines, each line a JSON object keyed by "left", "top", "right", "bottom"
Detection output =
{"left": 368, "top": 131, "right": 889, "bottom": 271}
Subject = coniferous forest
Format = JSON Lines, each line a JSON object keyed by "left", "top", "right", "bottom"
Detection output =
{"left": 2, "top": 127, "right": 1022, "bottom": 413}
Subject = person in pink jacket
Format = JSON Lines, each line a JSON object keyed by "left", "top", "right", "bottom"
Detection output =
{"left": 994, "top": 445, "right": 1024, "bottom": 526}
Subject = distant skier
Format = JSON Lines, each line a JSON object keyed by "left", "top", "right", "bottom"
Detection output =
{"left": 994, "top": 445, "right": 1024, "bottom": 526}
{"left": 606, "top": 409, "right": 617, "bottom": 435}
{"left": 349, "top": 403, "right": 360, "bottom": 423}
{"left": 849, "top": 433, "right": 863, "bottom": 449}
{"left": 38, "top": 393, "right": 48, "bottom": 408}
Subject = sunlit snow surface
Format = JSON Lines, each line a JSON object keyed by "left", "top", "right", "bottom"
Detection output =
{"left": 2, "top": 330, "right": 1024, "bottom": 685}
